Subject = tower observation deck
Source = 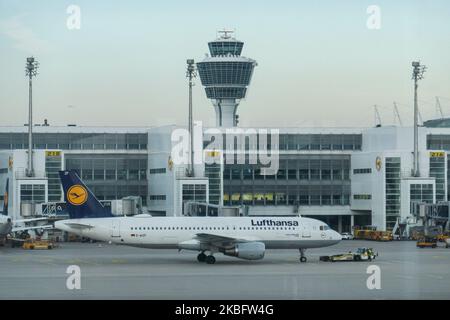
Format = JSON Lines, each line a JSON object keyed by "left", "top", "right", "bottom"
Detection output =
{"left": 197, "top": 30, "right": 257, "bottom": 127}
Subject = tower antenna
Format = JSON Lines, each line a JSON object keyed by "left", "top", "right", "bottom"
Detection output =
{"left": 411, "top": 61, "right": 426, "bottom": 177}
{"left": 186, "top": 59, "right": 197, "bottom": 177}
{"left": 25, "top": 57, "right": 39, "bottom": 177}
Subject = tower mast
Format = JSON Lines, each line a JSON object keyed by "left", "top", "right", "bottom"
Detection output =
{"left": 25, "top": 57, "right": 39, "bottom": 177}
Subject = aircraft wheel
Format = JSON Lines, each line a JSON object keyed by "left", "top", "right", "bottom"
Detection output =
{"left": 206, "top": 255, "right": 216, "bottom": 264}
{"left": 300, "top": 257, "right": 307, "bottom": 263}
{"left": 197, "top": 252, "right": 206, "bottom": 263}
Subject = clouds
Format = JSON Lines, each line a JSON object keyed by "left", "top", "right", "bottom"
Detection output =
{"left": 0, "top": 14, "right": 51, "bottom": 54}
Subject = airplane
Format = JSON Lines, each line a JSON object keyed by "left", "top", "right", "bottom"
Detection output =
{"left": 55, "top": 170, "right": 342, "bottom": 264}
{"left": 0, "top": 178, "right": 52, "bottom": 245}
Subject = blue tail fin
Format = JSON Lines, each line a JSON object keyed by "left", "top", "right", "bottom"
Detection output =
{"left": 59, "top": 170, "right": 112, "bottom": 219}
{"left": 2, "top": 178, "right": 8, "bottom": 216}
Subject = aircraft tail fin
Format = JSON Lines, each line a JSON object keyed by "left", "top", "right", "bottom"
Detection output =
{"left": 2, "top": 178, "right": 8, "bottom": 216}
{"left": 59, "top": 170, "right": 112, "bottom": 219}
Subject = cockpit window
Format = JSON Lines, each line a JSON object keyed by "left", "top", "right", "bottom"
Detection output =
{"left": 319, "top": 225, "right": 331, "bottom": 231}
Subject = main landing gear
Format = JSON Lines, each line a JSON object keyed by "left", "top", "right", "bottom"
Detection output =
{"left": 299, "top": 249, "right": 307, "bottom": 263}
{"left": 197, "top": 252, "right": 216, "bottom": 264}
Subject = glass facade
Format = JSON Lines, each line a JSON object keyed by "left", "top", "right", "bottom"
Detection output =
{"left": 182, "top": 184, "right": 207, "bottom": 202}
{"left": 205, "top": 163, "right": 222, "bottom": 205}
{"left": 182, "top": 184, "right": 207, "bottom": 215}
{"left": 410, "top": 184, "right": 434, "bottom": 204}
{"left": 45, "top": 151, "right": 63, "bottom": 202}
{"left": 429, "top": 155, "right": 446, "bottom": 202}
{"left": 223, "top": 155, "right": 351, "bottom": 206}
{"left": 208, "top": 41, "right": 244, "bottom": 56}
{"left": 20, "top": 184, "right": 45, "bottom": 202}
{"left": 205, "top": 87, "right": 247, "bottom": 99}
{"left": 427, "top": 134, "right": 450, "bottom": 150}
{"left": 65, "top": 155, "right": 148, "bottom": 205}
{"left": 278, "top": 134, "right": 362, "bottom": 151}
{"left": 197, "top": 61, "right": 255, "bottom": 87}
{"left": 0, "top": 132, "right": 148, "bottom": 150}
{"left": 203, "top": 133, "right": 362, "bottom": 152}
{"left": 385, "top": 157, "right": 401, "bottom": 230}
{"left": 353, "top": 168, "right": 372, "bottom": 174}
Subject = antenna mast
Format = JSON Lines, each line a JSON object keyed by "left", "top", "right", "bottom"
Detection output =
{"left": 25, "top": 57, "right": 39, "bottom": 177}
{"left": 411, "top": 61, "right": 426, "bottom": 177}
{"left": 186, "top": 59, "right": 197, "bottom": 177}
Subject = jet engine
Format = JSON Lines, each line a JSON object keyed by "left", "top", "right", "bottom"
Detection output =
{"left": 221, "top": 242, "right": 265, "bottom": 260}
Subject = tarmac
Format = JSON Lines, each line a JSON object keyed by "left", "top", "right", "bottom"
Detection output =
{"left": 0, "top": 240, "right": 449, "bottom": 299}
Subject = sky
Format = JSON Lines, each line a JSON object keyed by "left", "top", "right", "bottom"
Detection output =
{"left": 0, "top": 0, "right": 449, "bottom": 128}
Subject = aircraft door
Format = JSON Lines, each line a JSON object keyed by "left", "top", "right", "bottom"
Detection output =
{"left": 111, "top": 219, "right": 121, "bottom": 237}
{"left": 302, "top": 226, "right": 311, "bottom": 238}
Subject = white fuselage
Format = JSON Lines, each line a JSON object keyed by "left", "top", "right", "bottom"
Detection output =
{"left": 0, "top": 215, "right": 12, "bottom": 237}
{"left": 55, "top": 216, "right": 341, "bottom": 250}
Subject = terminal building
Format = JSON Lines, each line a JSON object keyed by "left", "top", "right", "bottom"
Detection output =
{"left": 1, "top": 31, "right": 449, "bottom": 235}
{"left": 1, "top": 124, "right": 450, "bottom": 234}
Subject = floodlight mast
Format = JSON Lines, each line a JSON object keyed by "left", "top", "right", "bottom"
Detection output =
{"left": 412, "top": 61, "right": 426, "bottom": 177}
{"left": 25, "top": 57, "right": 39, "bottom": 177}
{"left": 186, "top": 59, "right": 197, "bottom": 177}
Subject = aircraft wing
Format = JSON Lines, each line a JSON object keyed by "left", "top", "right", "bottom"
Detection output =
{"left": 12, "top": 225, "right": 53, "bottom": 233}
{"left": 195, "top": 233, "right": 256, "bottom": 248}
{"left": 14, "top": 217, "right": 50, "bottom": 224}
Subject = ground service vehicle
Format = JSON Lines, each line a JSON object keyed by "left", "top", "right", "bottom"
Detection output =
{"left": 416, "top": 237, "right": 437, "bottom": 248}
{"left": 22, "top": 239, "right": 54, "bottom": 250}
{"left": 320, "top": 247, "right": 377, "bottom": 262}
{"left": 353, "top": 226, "right": 393, "bottom": 242}
{"left": 341, "top": 232, "right": 354, "bottom": 240}
{"left": 437, "top": 232, "right": 450, "bottom": 243}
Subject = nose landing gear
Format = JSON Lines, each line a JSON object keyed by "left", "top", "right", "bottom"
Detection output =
{"left": 299, "top": 249, "right": 307, "bottom": 263}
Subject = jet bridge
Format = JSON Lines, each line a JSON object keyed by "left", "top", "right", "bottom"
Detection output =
{"left": 409, "top": 201, "right": 450, "bottom": 237}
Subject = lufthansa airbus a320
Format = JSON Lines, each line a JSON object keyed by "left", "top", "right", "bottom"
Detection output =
{"left": 55, "top": 170, "right": 341, "bottom": 264}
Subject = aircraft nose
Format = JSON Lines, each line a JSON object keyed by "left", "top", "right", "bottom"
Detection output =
{"left": 334, "top": 231, "right": 342, "bottom": 241}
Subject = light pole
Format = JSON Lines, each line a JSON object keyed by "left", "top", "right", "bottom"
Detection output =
{"left": 186, "top": 59, "right": 197, "bottom": 177}
{"left": 411, "top": 61, "right": 426, "bottom": 177}
{"left": 25, "top": 57, "right": 39, "bottom": 177}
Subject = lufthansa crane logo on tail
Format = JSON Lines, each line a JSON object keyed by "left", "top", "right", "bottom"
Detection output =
{"left": 67, "top": 185, "right": 88, "bottom": 205}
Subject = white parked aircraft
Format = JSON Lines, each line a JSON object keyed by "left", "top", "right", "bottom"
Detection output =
{"left": 55, "top": 170, "right": 341, "bottom": 264}
{"left": 0, "top": 178, "right": 52, "bottom": 243}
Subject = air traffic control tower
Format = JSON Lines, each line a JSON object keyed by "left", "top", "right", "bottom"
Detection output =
{"left": 197, "top": 30, "right": 257, "bottom": 127}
